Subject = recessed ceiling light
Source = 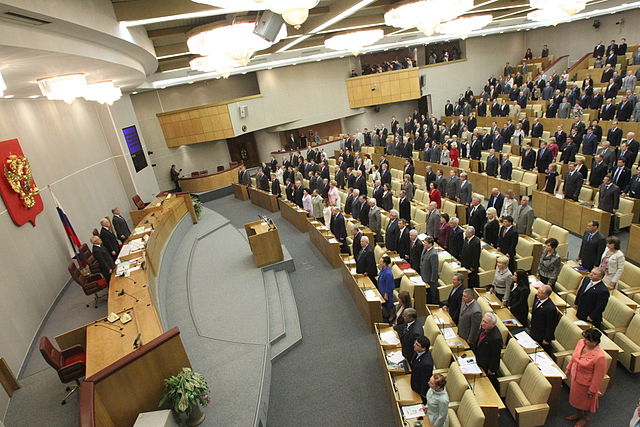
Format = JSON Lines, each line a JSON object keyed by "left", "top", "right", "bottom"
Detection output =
{"left": 28, "top": 95, "right": 39, "bottom": 98}
{"left": 132, "top": 91, "right": 138, "bottom": 95}
{"left": 3, "top": 95, "right": 14, "bottom": 98}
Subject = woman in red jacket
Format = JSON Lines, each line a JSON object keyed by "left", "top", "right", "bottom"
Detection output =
{"left": 449, "top": 141, "right": 460, "bottom": 167}
{"left": 565, "top": 329, "right": 607, "bottom": 426}
{"left": 429, "top": 181, "right": 441, "bottom": 209}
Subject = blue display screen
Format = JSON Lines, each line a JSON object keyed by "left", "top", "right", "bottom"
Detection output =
{"left": 123, "top": 125, "right": 143, "bottom": 154}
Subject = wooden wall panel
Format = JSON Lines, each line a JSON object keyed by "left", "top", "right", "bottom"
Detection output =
{"left": 158, "top": 104, "right": 234, "bottom": 147}
{"left": 346, "top": 68, "right": 421, "bottom": 108}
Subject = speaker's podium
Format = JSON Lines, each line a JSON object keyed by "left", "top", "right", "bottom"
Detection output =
{"left": 244, "top": 219, "right": 284, "bottom": 267}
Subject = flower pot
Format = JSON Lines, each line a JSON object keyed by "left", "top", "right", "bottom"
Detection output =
{"left": 187, "top": 404, "right": 206, "bottom": 426}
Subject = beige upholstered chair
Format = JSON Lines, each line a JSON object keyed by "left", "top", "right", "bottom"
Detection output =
{"left": 411, "top": 209, "right": 427, "bottom": 234}
{"left": 520, "top": 172, "right": 539, "bottom": 196}
{"left": 395, "top": 275, "right": 417, "bottom": 307}
{"left": 546, "top": 225, "right": 568, "bottom": 258}
{"left": 550, "top": 316, "right": 583, "bottom": 368}
{"left": 515, "top": 238, "right": 535, "bottom": 271}
{"left": 447, "top": 390, "right": 485, "bottom": 427}
{"left": 414, "top": 175, "right": 426, "bottom": 189}
{"left": 614, "top": 314, "right": 640, "bottom": 373}
{"left": 478, "top": 250, "right": 498, "bottom": 287}
{"left": 444, "top": 362, "right": 470, "bottom": 409}
{"left": 601, "top": 297, "right": 635, "bottom": 338}
{"left": 555, "top": 264, "right": 584, "bottom": 304}
{"left": 423, "top": 315, "right": 441, "bottom": 346}
{"left": 432, "top": 335, "right": 454, "bottom": 371}
{"left": 617, "top": 261, "right": 640, "bottom": 291}
{"left": 415, "top": 189, "right": 425, "bottom": 203}
{"left": 437, "top": 262, "right": 457, "bottom": 303}
{"left": 374, "top": 245, "right": 387, "bottom": 262}
{"left": 505, "top": 363, "right": 552, "bottom": 427}
{"left": 392, "top": 196, "right": 399, "bottom": 212}
{"left": 512, "top": 169, "right": 524, "bottom": 183}
{"left": 443, "top": 199, "right": 457, "bottom": 218}
{"left": 616, "top": 198, "right": 634, "bottom": 230}
{"left": 497, "top": 338, "right": 531, "bottom": 397}
{"left": 578, "top": 187, "right": 593, "bottom": 204}
{"left": 531, "top": 218, "right": 552, "bottom": 241}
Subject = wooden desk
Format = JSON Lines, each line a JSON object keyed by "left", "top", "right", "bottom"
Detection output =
{"left": 244, "top": 220, "right": 284, "bottom": 267}
{"left": 628, "top": 224, "right": 640, "bottom": 263}
{"left": 520, "top": 235, "right": 543, "bottom": 273}
{"left": 179, "top": 165, "right": 239, "bottom": 193}
{"left": 232, "top": 183, "right": 249, "bottom": 201}
{"left": 340, "top": 257, "right": 384, "bottom": 333}
{"left": 129, "top": 194, "right": 168, "bottom": 226}
{"left": 307, "top": 219, "right": 342, "bottom": 268}
{"left": 487, "top": 176, "right": 520, "bottom": 199}
{"left": 563, "top": 200, "right": 584, "bottom": 234}
{"left": 470, "top": 375, "right": 504, "bottom": 427}
{"left": 279, "top": 198, "right": 309, "bottom": 232}
{"left": 247, "top": 186, "right": 279, "bottom": 212}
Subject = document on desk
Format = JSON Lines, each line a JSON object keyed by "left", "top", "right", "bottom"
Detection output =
{"left": 350, "top": 267, "right": 358, "bottom": 275}
{"left": 380, "top": 330, "right": 400, "bottom": 345}
{"left": 403, "top": 268, "right": 416, "bottom": 274}
{"left": 441, "top": 328, "right": 457, "bottom": 339}
{"left": 328, "top": 238, "right": 339, "bottom": 244}
{"left": 433, "top": 317, "right": 445, "bottom": 325}
{"left": 402, "top": 404, "right": 425, "bottom": 419}
{"left": 409, "top": 276, "right": 425, "bottom": 285}
{"left": 391, "top": 256, "right": 404, "bottom": 262}
{"left": 317, "top": 225, "right": 329, "bottom": 231}
{"left": 574, "top": 320, "right": 589, "bottom": 326}
{"left": 515, "top": 331, "right": 539, "bottom": 349}
{"left": 457, "top": 356, "right": 482, "bottom": 374}
{"left": 387, "top": 350, "right": 405, "bottom": 364}
{"left": 364, "top": 289, "right": 382, "bottom": 302}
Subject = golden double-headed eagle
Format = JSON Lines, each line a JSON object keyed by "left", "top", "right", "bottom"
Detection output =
{"left": 4, "top": 154, "right": 39, "bottom": 208}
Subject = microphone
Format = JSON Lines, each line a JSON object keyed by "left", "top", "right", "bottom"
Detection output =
{"left": 133, "top": 333, "right": 142, "bottom": 350}
{"left": 140, "top": 261, "right": 146, "bottom": 271}
{"left": 118, "top": 273, "right": 137, "bottom": 285}
{"left": 118, "top": 289, "right": 139, "bottom": 303}
{"left": 94, "top": 323, "right": 124, "bottom": 337}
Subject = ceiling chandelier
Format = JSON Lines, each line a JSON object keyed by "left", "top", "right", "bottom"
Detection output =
{"left": 191, "top": 0, "right": 318, "bottom": 28}
{"left": 190, "top": 55, "right": 239, "bottom": 78}
{"left": 324, "top": 29, "right": 384, "bottom": 55}
{"left": 187, "top": 21, "right": 286, "bottom": 67}
{"left": 37, "top": 74, "right": 88, "bottom": 104}
{"left": 0, "top": 71, "right": 6, "bottom": 97}
{"left": 436, "top": 15, "right": 492, "bottom": 39}
{"left": 83, "top": 81, "right": 122, "bottom": 105}
{"left": 528, "top": 0, "right": 585, "bottom": 22}
{"left": 384, "top": 0, "right": 474, "bottom": 36}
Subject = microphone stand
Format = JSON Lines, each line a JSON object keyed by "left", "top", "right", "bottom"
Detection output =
{"left": 94, "top": 322, "right": 124, "bottom": 337}
{"left": 118, "top": 289, "right": 139, "bottom": 303}
{"left": 119, "top": 274, "right": 137, "bottom": 285}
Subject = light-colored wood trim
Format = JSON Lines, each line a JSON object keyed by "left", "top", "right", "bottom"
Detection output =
{"left": 156, "top": 94, "right": 263, "bottom": 117}
{"left": 0, "top": 358, "right": 19, "bottom": 397}
{"left": 418, "top": 58, "right": 467, "bottom": 69}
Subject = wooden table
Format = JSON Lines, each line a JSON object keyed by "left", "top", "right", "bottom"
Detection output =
{"left": 627, "top": 224, "right": 640, "bottom": 263}
{"left": 232, "top": 183, "right": 249, "bottom": 200}
{"left": 247, "top": 186, "right": 279, "bottom": 212}
{"left": 244, "top": 220, "right": 284, "bottom": 267}
{"left": 179, "top": 165, "right": 239, "bottom": 193}
{"left": 340, "top": 257, "right": 384, "bottom": 333}
{"left": 279, "top": 198, "right": 309, "bottom": 232}
{"left": 307, "top": 219, "right": 342, "bottom": 268}
{"left": 520, "top": 235, "right": 543, "bottom": 273}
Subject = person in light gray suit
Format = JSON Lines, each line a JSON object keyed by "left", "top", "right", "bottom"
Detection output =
{"left": 597, "top": 141, "right": 616, "bottom": 170}
{"left": 368, "top": 199, "right": 382, "bottom": 241}
{"left": 558, "top": 97, "right": 571, "bottom": 119}
{"left": 563, "top": 162, "right": 584, "bottom": 201}
{"left": 515, "top": 196, "right": 535, "bottom": 236}
{"left": 457, "top": 173, "right": 473, "bottom": 206}
{"left": 622, "top": 70, "right": 637, "bottom": 92}
{"left": 430, "top": 141, "right": 442, "bottom": 164}
{"left": 445, "top": 170, "right": 460, "bottom": 200}
{"left": 457, "top": 289, "right": 482, "bottom": 344}
{"left": 426, "top": 202, "right": 441, "bottom": 239}
{"left": 420, "top": 236, "right": 439, "bottom": 303}
{"left": 402, "top": 175, "right": 415, "bottom": 201}
{"left": 598, "top": 176, "right": 620, "bottom": 213}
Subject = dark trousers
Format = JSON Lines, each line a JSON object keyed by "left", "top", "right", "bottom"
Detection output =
{"left": 428, "top": 281, "right": 439, "bottom": 304}
{"left": 467, "top": 270, "right": 479, "bottom": 288}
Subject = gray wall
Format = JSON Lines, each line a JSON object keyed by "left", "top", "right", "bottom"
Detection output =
{"left": 0, "top": 97, "right": 144, "bottom": 417}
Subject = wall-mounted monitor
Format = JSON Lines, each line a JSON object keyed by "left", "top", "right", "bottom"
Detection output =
{"left": 122, "top": 125, "right": 148, "bottom": 173}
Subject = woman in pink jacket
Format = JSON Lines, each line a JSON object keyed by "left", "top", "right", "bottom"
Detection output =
{"left": 565, "top": 329, "right": 607, "bottom": 426}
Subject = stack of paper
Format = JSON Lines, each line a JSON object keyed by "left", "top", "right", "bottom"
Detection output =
{"left": 364, "top": 289, "right": 382, "bottom": 302}
{"left": 380, "top": 330, "right": 400, "bottom": 345}
{"left": 529, "top": 352, "right": 566, "bottom": 378}
{"left": 433, "top": 317, "right": 445, "bottom": 325}
{"left": 409, "top": 276, "right": 425, "bottom": 285}
{"left": 574, "top": 320, "right": 589, "bottom": 326}
{"left": 401, "top": 404, "right": 425, "bottom": 419}
{"left": 391, "top": 256, "right": 404, "bottom": 262}
{"left": 344, "top": 259, "right": 356, "bottom": 265}
{"left": 350, "top": 267, "right": 358, "bottom": 275}
{"left": 458, "top": 356, "right": 482, "bottom": 374}
{"left": 515, "top": 331, "right": 539, "bottom": 349}
{"left": 328, "top": 238, "right": 339, "bottom": 244}
{"left": 442, "top": 328, "right": 457, "bottom": 339}
{"left": 317, "top": 225, "right": 329, "bottom": 231}
{"left": 386, "top": 351, "right": 405, "bottom": 364}
{"left": 403, "top": 268, "right": 416, "bottom": 274}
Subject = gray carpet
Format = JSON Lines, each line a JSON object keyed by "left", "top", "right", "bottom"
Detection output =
{"left": 207, "top": 195, "right": 396, "bottom": 427}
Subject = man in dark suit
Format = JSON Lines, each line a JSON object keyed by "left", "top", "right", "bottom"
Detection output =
{"left": 612, "top": 159, "right": 631, "bottom": 191}
{"left": 409, "top": 335, "right": 433, "bottom": 404}
{"left": 372, "top": 180, "right": 384, "bottom": 207}
{"left": 577, "top": 221, "right": 607, "bottom": 271}
{"left": 99, "top": 218, "right": 119, "bottom": 260}
{"left": 625, "top": 166, "right": 640, "bottom": 198}
{"left": 477, "top": 100, "right": 487, "bottom": 117}
{"left": 618, "top": 142, "right": 634, "bottom": 168}
{"left": 111, "top": 208, "right": 130, "bottom": 244}
{"left": 617, "top": 96, "right": 633, "bottom": 121}
{"left": 353, "top": 171, "right": 367, "bottom": 196}
{"left": 444, "top": 273, "right": 465, "bottom": 325}
{"left": 470, "top": 135, "right": 482, "bottom": 160}
{"left": 589, "top": 155, "right": 608, "bottom": 187}
{"left": 600, "top": 99, "right": 616, "bottom": 120}
{"left": 582, "top": 128, "right": 598, "bottom": 155}
{"left": 593, "top": 40, "right": 605, "bottom": 58}
{"left": 444, "top": 101, "right": 454, "bottom": 116}
{"left": 473, "top": 312, "right": 503, "bottom": 389}
{"left": 285, "top": 179, "right": 294, "bottom": 201}
{"left": 408, "top": 229, "right": 424, "bottom": 274}
{"left": 590, "top": 90, "right": 604, "bottom": 110}
{"left": 380, "top": 163, "right": 391, "bottom": 186}
{"left": 330, "top": 208, "right": 348, "bottom": 253}
{"left": 485, "top": 150, "right": 499, "bottom": 177}
{"left": 355, "top": 236, "right": 377, "bottom": 287}
{"left": 461, "top": 226, "right": 481, "bottom": 288}
{"left": 394, "top": 308, "right": 423, "bottom": 361}
{"left": 520, "top": 143, "right": 536, "bottom": 171}
{"left": 563, "top": 162, "right": 584, "bottom": 201}
{"left": 499, "top": 154, "right": 513, "bottom": 181}
{"left": 293, "top": 181, "right": 304, "bottom": 207}
{"left": 358, "top": 195, "right": 370, "bottom": 226}
{"left": 575, "top": 268, "right": 610, "bottom": 329}
{"left": 238, "top": 165, "right": 251, "bottom": 186}
{"left": 598, "top": 175, "right": 620, "bottom": 213}
{"left": 398, "top": 191, "right": 411, "bottom": 223}
{"left": 530, "top": 285, "right": 557, "bottom": 354}
{"left": 536, "top": 142, "right": 553, "bottom": 173}
{"left": 531, "top": 119, "right": 543, "bottom": 138}
{"left": 256, "top": 170, "right": 270, "bottom": 191}
{"left": 90, "top": 235, "right": 115, "bottom": 283}
{"left": 601, "top": 64, "right": 614, "bottom": 83}
{"left": 351, "top": 226, "right": 363, "bottom": 259}
{"left": 467, "top": 198, "right": 486, "bottom": 239}
{"left": 487, "top": 188, "right": 504, "bottom": 216}
{"left": 420, "top": 236, "right": 439, "bottom": 304}
{"left": 270, "top": 175, "right": 282, "bottom": 197}
{"left": 604, "top": 79, "right": 619, "bottom": 99}
{"left": 497, "top": 216, "right": 518, "bottom": 271}
{"left": 607, "top": 122, "right": 623, "bottom": 148}
{"left": 385, "top": 211, "right": 400, "bottom": 252}
{"left": 397, "top": 219, "right": 411, "bottom": 260}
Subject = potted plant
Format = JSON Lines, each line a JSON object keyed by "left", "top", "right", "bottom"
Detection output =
{"left": 159, "top": 368, "right": 211, "bottom": 426}
{"left": 191, "top": 195, "right": 202, "bottom": 219}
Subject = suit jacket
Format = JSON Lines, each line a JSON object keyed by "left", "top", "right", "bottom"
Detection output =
{"left": 589, "top": 162, "right": 608, "bottom": 187}
{"left": 601, "top": 103, "right": 616, "bottom": 120}
{"left": 447, "top": 285, "right": 464, "bottom": 325}
{"left": 458, "top": 300, "right": 482, "bottom": 345}
{"left": 258, "top": 174, "right": 270, "bottom": 191}
{"left": 380, "top": 169, "right": 391, "bottom": 186}
{"left": 500, "top": 160, "right": 513, "bottom": 180}
{"left": 368, "top": 208, "right": 381, "bottom": 234}
{"left": 521, "top": 149, "right": 536, "bottom": 170}
{"left": 397, "top": 227, "right": 411, "bottom": 259}
{"left": 598, "top": 183, "right": 620, "bottom": 212}
{"left": 563, "top": 170, "right": 584, "bottom": 200}
{"left": 473, "top": 326, "right": 503, "bottom": 374}
{"left": 385, "top": 218, "right": 400, "bottom": 252}
{"left": 399, "top": 197, "right": 411, "bottom": 223}
{"left": 238, "top": 170, "right": 251, "bottom": 186}
{"left": 355, "top": 245, "right": 377, "bottom": 283}
{"left": 627, "top": 174, "right": 640, "bottom": 198}
{"left": 485, "top": 155, "right": 499, "bottom": 177}
{"left": 92, "top": 244, "right": 115, "bottom": 280}
{"left": 470, "top": 139, "right": 482, "bottom": 159}
{"left": 536, "top": 148, "right": 553, "bottom": 173}
{"left": 467, "top": 205, "right": 486, "bottom": 238}
{"left": 612, "top": 166, "right": 631, "bottom": 190}
{"left": 497, "top": 226, "right": 518, "bottom": 258}
{"left": 578, "top": 231, "right": 606, "bottom": 271}
{"left": 352, "top": 232, "right": 363, "bottom": 260}
{"left": 460, "top": 235, "right": 481, "bottom": 274}
{"left": 448, "top": 227, "right": 464, "bottom": 260}
{"left": 457, "top": 180, "right": 472, "bottom": 205}
{"left": 410, "top": 350, "right": 434, "bottom": 399}
{"left": 575, "top": 278, "right": 610, "bottom": 327}
{"left": 508, "top": 285, "right": 530, "bottom": 327}
{"left": 395, "top": 320, "right": 424, "bottom": 361}
{"left": 487, "top": 193, "right": 504, "bottom": 216}
{"left": 445, "top": 176, "right": 459, "bottom": 200}
{"left": 531, "top": 123, "right": 544, "bottom": 138}
{"left": 515, "top": 205, "right": 534, "bottom": 235}
{"left": 293, "top": 186, "right": 304, "bottom": 207}
{"left": 530, "top": 297, "right": 558, "bottom": 345}
{"left": 426, "top": 209, "right": 441, "bottom": 239}
{"left": 99, "top": 227, "right": 119, "bottom": 259}
{"left": 582, "top": 133, "right": 598, "bottom": 155}
{"left": 617, "top": 101, "right": 633, "bottom": 121}
{"left": 112, "top": 215, "right": 130, "bottom": 243}
{"left": 359, "top": 202, "right": 371, "bottom": 226}
{"left": 420, "top": 246, "right": 439, "bottom": 286}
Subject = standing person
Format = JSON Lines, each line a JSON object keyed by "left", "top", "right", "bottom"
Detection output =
{"left": 410, "top": 336, "right": 434, "bottom": 404}
{"left": 490, "top": 256, "right": 513, "bottom": 302}
{"left": 575, "top": 268, "right": 610, "bottom": 329}
{"left": 111, "top": 208, "right": 131, "bottom": 244}
{"left": 377, "top": 256, "right": 395, "bottom": 321}
{"left": 437, "top": 213, "right": 452, "bottom": 249}
{"left": 429, "top": 182, "right": 442, "bottom": 209}
{"left": 544, "top": 164, "right": 559, "bottom": 194}
{"left": 537, "top": 238, "right": 562, "bottom": 289}
{"left": 443, "top": 273, "right": 465, "bottom": 324}
{"left": 530, "top": 284, "right": 557, "bottom": 354}
{"left": 170, "top": 164, "right": 182, "bottom": 192}
{"left": 302, "top": 189, "right": 312, "bottom": 216}
{"left": 515, "top": 196, "right": 534, "bottom": 236}
{"left": 424, "top": 374, "right": 449, "bottom": 427}
{"left": 565, "top": 329, "right": 607, "bottom": 426}
{"left": 330, "top": 207, "right": 348, "bottom": 253}
{"left": 577, "top": 221, "right": 607, "bottom": 271}
{"left": 91, "top": 236, "right": 115, "bottom": 284}
{"left": 461, "top": 226, "right": 481, "bottom": 288}
{"left": 393, "top": 290, "right": 413, "bottom": 326}
{"left": 355, "top": 236, "right": 378, "bottom": 287}
{"left": 322, "top": 199, "right": 332, "bottom": 225}
{"left": 497, "top": 216, "right": 518, "bottom": 272}
{"left": 599, "top": 236, "right": 625, "bottom": 289}
{"left": 99, "top": 218, "right": 119, "bottom": 261}
{"left": 474, "top": 313, "right": 503, "bottom": 390}
{"left": 311, "top": 190, "right": 323, "bottom": 221}
{"left": 484, "top": 207, "right": 500, "bottom": 247}
{"left": 507, "top": 269, "right": 531, "bottom": 327}
{"left": 368, "top": 199, "right": 382, "bottom": 242}
{"left": 458, "top": 289, "right": 482, "bottom": 345}
{"left": 394, "top": 308, "right": 423, "bottom": 361}
{"left": 420, "top": 236, "right": 439, "bottom": 304}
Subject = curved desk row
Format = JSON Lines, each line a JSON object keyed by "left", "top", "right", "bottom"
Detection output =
{"left": 179, "top": 165, "right": 240, "bottom": 193}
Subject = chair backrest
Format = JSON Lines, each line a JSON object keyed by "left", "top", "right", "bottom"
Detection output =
{"left": 432, "top": 335, "right": 453, "bottom": 369}
{"left": 445, "top": 362, "right": 469, "bottom": 403}
{"left": 443, "top": 200, "right": 457, "bottom": 217}
{"left": 92, "top": 228, "right": 99, "bottom": 236}
{"left": 391, "top": 264, "right": 404, "bottom": 280}
{"left": 414, "top": 209, "right": 427, "bottom": 224}
{"left": 439, "top": 261, "right": 456, "bottom": 284}
{"left": 415, "top": 189, "right": 425, "bottom": 202}
{"left": 603, "top": 296, "right": 635, "bottom": 329}
{"left": 67, "top": 262, "right": 83, "bottom": 285}
{"left": 502, "top": 338, "right": 530, "bottom": 376}
{"left": 39, "top": 336, "right": 62, "bottom": 370}
{"left": 512, "top": 169, "right": 524, "bottom": 182}
{"left": 619, "top": 197, "right": 634, "bottom": 214}
{"left": 457, "top": 390, "right": 485, "bottom": 427}
{"left": 555, "top": 315, "right": 583, "bottom": 350}
{"left": 532, "top": 218, "right": 551, "bottom": 237}
{"left": 519, "top": 363, "right": 552, "bottom": 404}
{"left": 625, "top": 314, "right": 640, "bottom": 344}
{"left": 556, "top": 264, "right": 583, "bottom": 292}
{"left": 480, "top": 250, "right": 498, "bottom": 271}
{"left": 132, "top": 194, "right": 145, "bottom": 209}
{"left": 548, "top": 225, "right": 568, "bottom": 243}
{"left": 578, "top": 187, "right": 593, "bottom": 203}
{"left": 619, "top": 261, "right": 640, "bottom": 290}
{"left": 374, "top": 245, "right": 386, "bottom": 261}
{"left": 522, "top": 172, "right": 538, "bottom": 185}
{"left": 423, "top": 315, "right": 441, "bottom": 345}
{"left": 516, "top": 237, "right": 534, "bottom": 257}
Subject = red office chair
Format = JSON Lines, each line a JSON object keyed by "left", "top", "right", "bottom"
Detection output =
{"left": 77, "top": 244, "right": 101, "bottom": 275}
{"left": 68, "top": 263, "right": 107, "bottom": 308}
{"left": 217, "top": 165, "right": 224, "bottom": 172}
{"left": 199, "top": 170, "right": 208, "bottom": 175}
{"left": 92, "top": 228, "right": 99, "bottom": 236}
{"left": 132, "top": 194, "right": 149, "bottom": 210}
{"left": 39, "top": 336, "right": 86, "bottom": 405}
